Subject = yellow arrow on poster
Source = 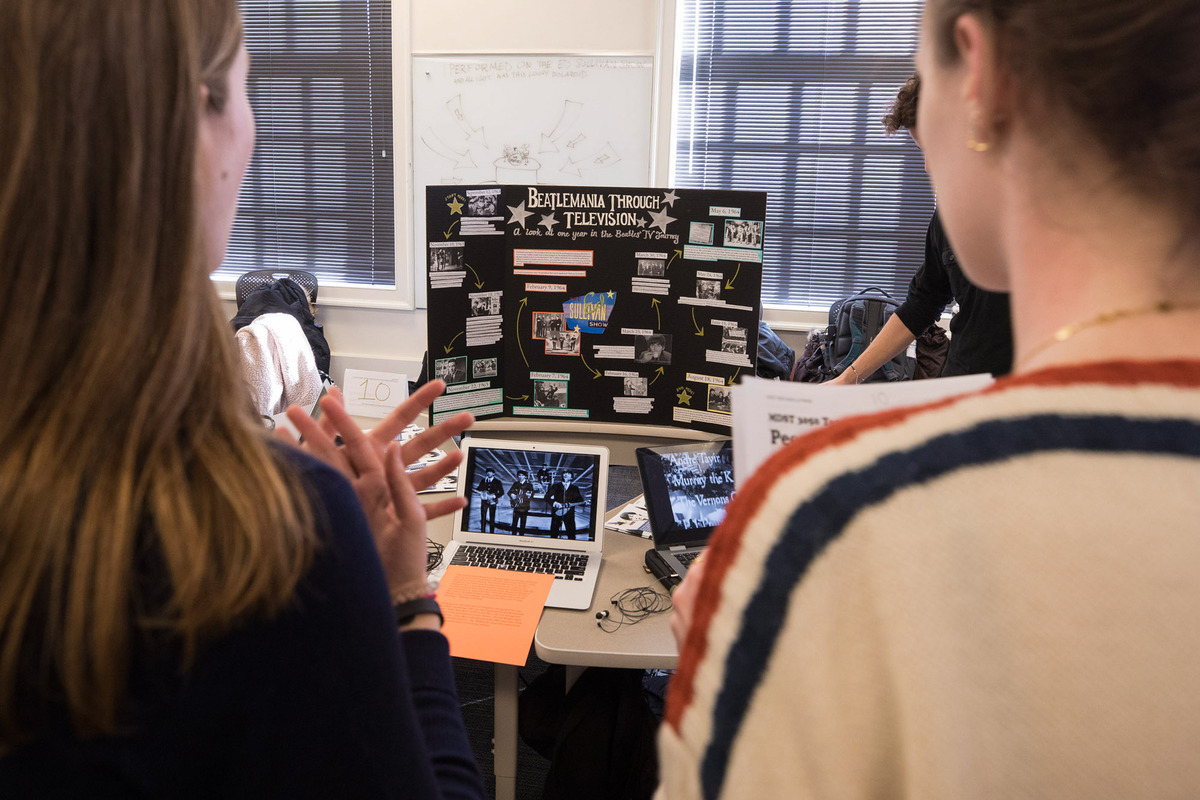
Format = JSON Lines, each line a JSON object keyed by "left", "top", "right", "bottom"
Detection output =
{"left": 727, "top": 367, "right": 741, "bottom": 386}
{"left": 650, "top": 297, "right": 661, "bottom": 328}
{"left": 579, "top": 351, "right": 602, "bottom": 379}
{"left": 691, "top": 308, "right": 705, "bottom": 336}
{"left": 505, "top": 394, "right": 530, "bottom": 402}
{"left": 443, "top": 219, "right": 460, "bottom": 239}
{"left": 724, "top": 263, "right": 741, "bottom": 290}
{"left": 466, "top": 263, "right": 484, "bottom": 289}
{"left": 516, "top": 298, "right": 529, "bottom": 367}
{"left": 667, "top": 249, "right": 681, "bottom": 270}
{"left": 649, "top": 366, "right": 666, "bottom": 386}
{"left": 442, "top": 331, "right": 463, "bottom": 354}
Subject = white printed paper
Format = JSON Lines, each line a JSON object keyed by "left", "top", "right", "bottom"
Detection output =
{"left": 730, "top": 374, "right": 995, "bottom": 486}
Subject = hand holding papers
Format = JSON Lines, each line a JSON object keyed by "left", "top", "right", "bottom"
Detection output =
{"left": 730, "top": 374, "right": 995, "bottom": 485}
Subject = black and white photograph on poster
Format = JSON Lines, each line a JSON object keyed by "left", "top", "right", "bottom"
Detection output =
{"left": 689, "top": 221, "right": 714, "bottom": 245}
{"left": 696, "top": 278, "right": 722, "bottom": 301}
{"left": 533, "top": 311, "right": 564, "bottom": 340}
{"left": 434, "top": 355, "right": 468, "bottom": 384}
{"left": 707, "top": 384, "right": 732, "bottom": 414}
{"left": 545, "top": 329, "right": 580, "bottom": 356}
{"left": 534, "top": 380, "right": 568, "bottom": 408}
{"left": 623, "top": 376, "right": 648, "bottom": 396}
{"left": 721, "top": 326, "right": 748, "bottom": 355}
{"left": 466, "top": 188, "right": 500, "bottom": 217}
{"left": 723, "top": 219, "right": 762, "bottom": 249}
{"left": 634, "top": 333, "right": 673, "bottom": 365}
{"left": 462, "top": 446, "right": 600, "bottom": 540}
{"left": 473, "top": 357, "right": 499, "bottom": 379}
{"left": 469, "top": 291, "right": 502, "bottom": 317}
{"left": 637, "top": 258, "right": 666, "bottom": 277}
{"left": 429, "top": 241, "right": 464, "bottom": 272}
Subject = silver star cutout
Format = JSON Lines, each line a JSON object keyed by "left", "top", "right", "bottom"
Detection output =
{"left": 507, "top": 201, "right": 534, "bottom": 229}
{"left": 538, "top": 212, "right": 560, "bottom": 232}
{"left": 646, "top": 205, "right": 676, "bottom": 233}
{"left": 662, "top": 189, "right": 680, "bottom": 206}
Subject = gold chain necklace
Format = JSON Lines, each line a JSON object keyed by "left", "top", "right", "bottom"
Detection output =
{"left": 1019, "top": 300, "right": 1200, "bottom": 369}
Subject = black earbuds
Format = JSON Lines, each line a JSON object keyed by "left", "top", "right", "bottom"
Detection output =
{"left": 593, "top": 584, "right": 673, "bottom": 633}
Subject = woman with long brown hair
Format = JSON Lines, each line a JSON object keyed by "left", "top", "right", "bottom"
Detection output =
{"left": 661, "top": 0, "right": 1200, "bottom": 797}
{"left": 0, "top": 2, "right": 481, "bottom": 796}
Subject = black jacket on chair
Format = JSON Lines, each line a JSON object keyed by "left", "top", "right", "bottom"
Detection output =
{"left": 230, "top": 278, "right": 331, "bottom": 377}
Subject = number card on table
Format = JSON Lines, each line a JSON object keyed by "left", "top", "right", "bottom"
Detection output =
{"left": 342, "top": 369, "right": 409, "bottom": 419}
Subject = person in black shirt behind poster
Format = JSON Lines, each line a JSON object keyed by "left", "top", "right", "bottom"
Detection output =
{"left": 828, "top": 73, "right": 1013, "bottom": 384}
{"left": 476, "top": 468, "right": 503, "bottom": 532}
{"left": 545, "top": 471, "right": 585, "bottom": 539}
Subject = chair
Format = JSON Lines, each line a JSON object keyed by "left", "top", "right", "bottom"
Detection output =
{"left": 235, "top": 269, "right": 319, "bottom": 309}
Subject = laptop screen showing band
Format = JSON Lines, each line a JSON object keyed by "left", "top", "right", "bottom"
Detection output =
{"left": 460, "top": 444, "right": 602, "bottom": 540}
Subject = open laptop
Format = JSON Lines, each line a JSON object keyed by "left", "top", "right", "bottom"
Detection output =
{"left": 434, "top": 438, "right": 610, "bottom": 610}
{"left": 637, "top": 440, "right": 734, "bottom": 587}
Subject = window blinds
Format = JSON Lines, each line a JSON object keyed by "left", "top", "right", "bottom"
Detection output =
{"left": 217, "top": 0, "right": 395, "bottom": 287}
{"left": 674, "top": 0, "right": 934, "bottom": 311}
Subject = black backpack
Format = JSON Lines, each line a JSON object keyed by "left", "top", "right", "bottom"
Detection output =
{"left": 755, "top": 321, "right": 796, "bottom": 380}
{"left": 822, "top": 286, "right": 914, "bottom": 382}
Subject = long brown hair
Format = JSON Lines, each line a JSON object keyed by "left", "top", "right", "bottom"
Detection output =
{"left": 0, "top": 0, "right": 315, "bottom": 745}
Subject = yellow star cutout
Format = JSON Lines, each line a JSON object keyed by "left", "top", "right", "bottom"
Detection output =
{"left": 676, "top": 387, "right": 694, "bottom": 406}
{"left": 447, "top": 198, "right": 464, "bottom": 215}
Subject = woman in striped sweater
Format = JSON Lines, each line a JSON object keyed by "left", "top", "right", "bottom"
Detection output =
{"left": 659, "top": 1, "right": 1200, "bottom": 797}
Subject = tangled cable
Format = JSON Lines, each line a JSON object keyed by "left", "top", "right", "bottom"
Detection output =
{"left": 596, "top": 579, "right": 673, "bottom": 632}
{"left": 426, "top": 538, "right": 445, "bottom": 572}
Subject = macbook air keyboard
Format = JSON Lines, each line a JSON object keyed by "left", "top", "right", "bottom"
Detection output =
{"left": 450, "top": 545, "right": 589, "bottom": 581}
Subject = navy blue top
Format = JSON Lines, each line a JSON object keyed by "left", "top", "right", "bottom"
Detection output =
{"left": 0, "top": 449, "right": 485, "bottom": 799}
{"left": 893, "top": 211, "right": 1014, "bottom": 377}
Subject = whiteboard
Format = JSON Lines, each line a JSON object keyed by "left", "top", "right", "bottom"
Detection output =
{"left": 412, "top": 54, "right": 655, "bottom": 306}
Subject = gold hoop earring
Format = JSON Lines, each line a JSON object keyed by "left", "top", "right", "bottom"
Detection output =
{"left": 967, "top": 107, "right": 990, "bottom": 152}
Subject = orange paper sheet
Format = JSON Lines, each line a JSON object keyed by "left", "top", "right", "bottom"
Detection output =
{"left": 438, "top": 566, "right": 554, "bottom": 666}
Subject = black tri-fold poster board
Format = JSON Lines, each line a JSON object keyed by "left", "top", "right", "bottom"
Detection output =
{"left": 426, "top": 184, "right": 765, "bottom": 435}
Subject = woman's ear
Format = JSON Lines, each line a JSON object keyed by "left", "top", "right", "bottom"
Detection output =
{"left": 954, "top": 13, "right": 1013, "bottom": 143}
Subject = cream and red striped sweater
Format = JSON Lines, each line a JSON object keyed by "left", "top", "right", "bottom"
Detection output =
{"left": 659, "top": 362, "right": 1200, "bottom": 799}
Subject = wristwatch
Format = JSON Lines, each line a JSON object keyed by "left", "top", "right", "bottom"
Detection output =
{"left": 394, "top": 596, "right": 443, "bottom": 627}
